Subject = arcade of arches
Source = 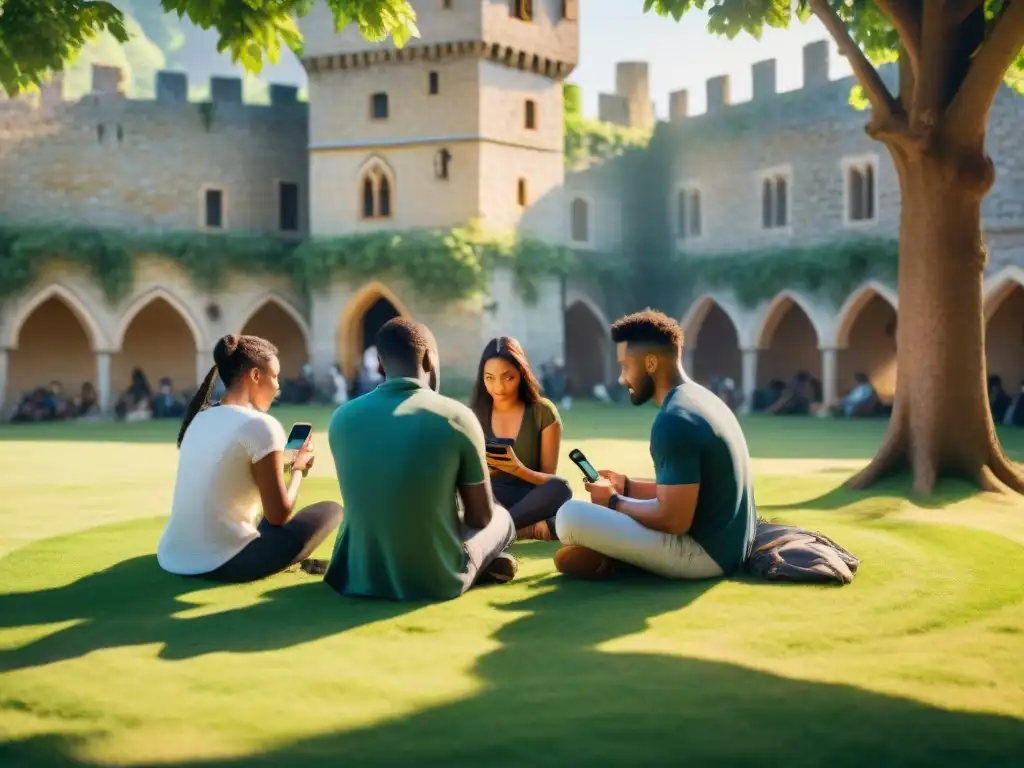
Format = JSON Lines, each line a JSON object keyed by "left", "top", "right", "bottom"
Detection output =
{"left": 240, "top": 300, "right": 310, "bottom": 379}
{"left": 6, "top": 297, "right": 95, "bottom": 404}
{"left": 986, "top": 282, "right": 1024, "bottom": 391}
{"left": 687, "top": 292, "right": 896, "bottom": 412}
{"left": 114, "top": 297, "right": 197, "bottom": 394}
{"left": 337, "top": 287, "right": 404, "bottom": 381}
{"left": 564, "top": 301, "right": 609, "bottom": 397}
{"left": 5, "top": 279, "right": 1024, "bottom": 418}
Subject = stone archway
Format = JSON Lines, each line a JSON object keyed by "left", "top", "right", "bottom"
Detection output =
{"left": 564, "top": 300, "right": 610, "bottom": 396}
{"left": 6, "top": 296, "right": 97, "bottom": 408}
{"left": 756, "top": 294, "right": 822, "bottom": 386}
{"left": 337, "top": 281, "right": 411, "bottom": 380}
{"left": 240, "top": 297, "right": 311, "bottom": 379}
{"left": 114, "top": 296, "right": 200, "bottom": 396}
{"left": 690, "top": 303, "right": 742, "bottom": 388}
{"left": 985, "top": 280, "right": 1024, "bottom": 392}
{"left": 836, "top": 290, "right": 898, "bottom": 403}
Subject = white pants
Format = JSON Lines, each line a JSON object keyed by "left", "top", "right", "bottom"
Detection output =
{"left": 555, "top": 499, "right": 724, "bottom": 580}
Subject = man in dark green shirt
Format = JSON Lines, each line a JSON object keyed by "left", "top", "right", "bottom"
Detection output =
{"left": 324, "top": 318, "right": 517, "bottom": 601}
{"left": 553, "top": 309, "right": 756, "bottom": 581}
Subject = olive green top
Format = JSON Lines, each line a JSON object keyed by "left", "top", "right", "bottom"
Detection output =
{"left": 485, "top": 398, "right": 561, "bottom": 491}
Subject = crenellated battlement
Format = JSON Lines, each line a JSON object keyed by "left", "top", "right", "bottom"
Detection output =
{"left": 0, "top": 64, "right": 307, "bottom": 112}
{"left": 664, "top": 40, "right": 899, "bottom": 128}
{"left": 0, "top": 64, "right": 309, "bottom": 236}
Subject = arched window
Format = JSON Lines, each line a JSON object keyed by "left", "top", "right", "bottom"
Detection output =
{"left": 570, "top": 197, "right": 589, "bottom": 243}
{"left": 360, "top": 162, "right": 394, "bottom": 219}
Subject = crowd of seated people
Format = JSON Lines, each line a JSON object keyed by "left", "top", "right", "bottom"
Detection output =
{"left": 9, "top": 380, "right": 101, "bottom": 423}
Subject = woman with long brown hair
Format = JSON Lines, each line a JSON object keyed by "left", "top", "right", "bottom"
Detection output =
{"left": 469, "top": 336, "right": 572, "bottom": 540}
{"left": 158, "top": 334, "right": 343, "bottom": 582}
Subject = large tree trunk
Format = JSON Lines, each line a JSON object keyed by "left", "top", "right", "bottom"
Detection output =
{"left": 845, "top": 142, "right": 1024, "bottom": 496}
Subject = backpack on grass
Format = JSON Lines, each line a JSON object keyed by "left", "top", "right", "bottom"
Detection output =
{"left": 746, "top": 519, "right": 861, "bottom": 586}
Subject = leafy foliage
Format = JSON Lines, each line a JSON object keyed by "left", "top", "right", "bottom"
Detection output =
{"left": 0, "top": 0, "right": 419, "bottom": 96}
{"left": 563, "top": 84, "right": 652, "bottom": 166}
{"left": 677, "top": 237, "right": 899, "bottom": 308}
{"left": 641, "top": 0, "right": 1023, "bottom": 95}
{"left": 0, "top": 222, "right": 615, "bottom": 308}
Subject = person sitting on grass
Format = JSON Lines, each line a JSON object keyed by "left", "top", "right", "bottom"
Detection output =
{"left": 323, "top": 318, "right": 517, "bottom": 601}
{"left": 553, "top": 309, "right": 757, "bottom": 582}
{"left": 469, "top": 336, "right": 572, "bottom": 542}
{"left": 158, "top": 334, "right": 343, "bottom": 583}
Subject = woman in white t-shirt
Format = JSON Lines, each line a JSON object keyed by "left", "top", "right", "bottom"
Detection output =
{"left": 157, "top": 334, "right": 343, "bottom": 582}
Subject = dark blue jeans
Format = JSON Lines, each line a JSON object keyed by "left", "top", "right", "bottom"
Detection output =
{"left": 493, "top": 477, "right": 572, "bottom": 537}
{"left": 203, "top": 501, "right": 344, "bottom": 583}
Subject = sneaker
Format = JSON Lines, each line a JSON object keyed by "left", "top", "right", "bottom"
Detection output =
{"left": 300, "top": 558, "right": 328, "bottom": 575}
{"left": 480, "top": 552, "right": 518, "bottom": 584}
{"left": 554, "top": 545, "right": 617, "bottom": 580}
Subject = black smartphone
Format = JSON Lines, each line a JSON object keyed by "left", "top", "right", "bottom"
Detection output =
{"left": 283, "top": 422, "right": 313, "bottom": 464}
{"left": 485, "top": 437, "right": 515, "bottom": 456}
{"left": 568, "top": 448, "right": 600, "bottom": 482}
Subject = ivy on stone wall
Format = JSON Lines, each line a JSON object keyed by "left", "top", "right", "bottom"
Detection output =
{"left": 0, "top": 222, "right": 625, "bottom": 309}
{"left": 606, "top": 119, "right": 900, "bottom": 313}
{"left": 675, "top": 237, "right": 899, "bottom": 308}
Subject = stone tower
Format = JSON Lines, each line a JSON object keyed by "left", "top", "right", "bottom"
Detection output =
{"left": 298, "top": 0, "right": 579, "bottom": 243}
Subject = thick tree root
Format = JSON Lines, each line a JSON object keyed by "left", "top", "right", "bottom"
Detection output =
{"left": 985, "top": 450, "right": 1024, "bottom": 495}
{"left": 844, "top": 415, "right": 1024, "bottom": 497}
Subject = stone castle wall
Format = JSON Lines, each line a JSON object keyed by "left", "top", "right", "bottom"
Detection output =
{"left": 0, "top": 67, "right": 309, "bottom": 235}
{"left": 568, "top": 42, "right": 1024, "bottom": 266}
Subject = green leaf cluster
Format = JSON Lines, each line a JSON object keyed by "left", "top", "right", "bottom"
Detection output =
{"left": 563, "top": 84, "right": 652, "bottom": 166}
{"left": 0, "top": 0, "right": 420, "bottom": 97}
{"left": 641, "top": 1, "right": 1022, "bottom": 94}
{"left": 676, "top": 237, "right": 899, "bottom": 308}
{"left": 0, "top": 222, "right": 618, "bottom": 309}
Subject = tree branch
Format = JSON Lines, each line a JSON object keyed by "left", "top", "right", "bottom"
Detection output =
{"left": 948, "top": 0, "right": 985, "bottom": 25}
{"left": 809, "top": 0, "right": 899, "bottom": 119}
{"left": 912, "top": 0, "right": 951, "bottom": 133}
{"left": 946, "top": 0, "right": 1024, "bottom": 140}
{"left": 876, "top": 0, "right": 922, "bottom": 74}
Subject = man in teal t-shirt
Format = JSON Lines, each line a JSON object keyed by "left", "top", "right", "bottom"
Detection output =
{"left": 553, "top": 309, "right": 756, "bottom": 581}
{"left": 324, "top": 318, "right": 517, "bottom": 601}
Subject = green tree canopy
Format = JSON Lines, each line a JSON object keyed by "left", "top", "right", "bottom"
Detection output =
{"left": 0, "top": 0, "right": 419, "bottom": 97}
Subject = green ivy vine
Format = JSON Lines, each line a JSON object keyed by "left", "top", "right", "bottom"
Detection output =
{"left": 0, "top": 222, "right": 623, "bottom": 309}
{"left": 675, "top": 237, "right": 899, "bottom": 308}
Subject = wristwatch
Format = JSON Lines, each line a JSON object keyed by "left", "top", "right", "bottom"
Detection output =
{"left": 608, "top": 493, "right": 621, "bottom": 510}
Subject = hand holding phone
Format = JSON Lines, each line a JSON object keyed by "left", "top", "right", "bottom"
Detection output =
{"left": 283, "top": 422, "right": 313, "bottom": 469}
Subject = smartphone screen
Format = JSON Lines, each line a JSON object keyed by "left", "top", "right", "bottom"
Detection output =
{"left": 576, "top": 457, "right": 599, "bottom": 482}
{"left": 284, "top": 423, "right": 313, "bottom": 453}
{"left": 570, "top": 449, "right": 600, "bottom": 482}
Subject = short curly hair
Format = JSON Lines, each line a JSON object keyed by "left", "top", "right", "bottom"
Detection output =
{"left": 610, "top": 308, "right": 684, "bottom": 352}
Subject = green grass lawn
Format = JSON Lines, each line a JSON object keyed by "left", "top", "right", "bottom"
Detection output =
{"left": 1, "top": 404, "right": 1023, "bottom": 766}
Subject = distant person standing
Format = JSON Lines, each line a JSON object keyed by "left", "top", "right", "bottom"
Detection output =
{"left": 553, "top": 310, "right": 756, "bottom": 582}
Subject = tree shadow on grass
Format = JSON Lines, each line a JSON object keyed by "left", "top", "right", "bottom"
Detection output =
{"left": 0, "top": 555, "right": 418, "bottom": 673}
{"left": 758, "top": 474, "right": 991, "bottom": 514}
{"left": 3, "top": 573, "right": 1023, "bottom": 767}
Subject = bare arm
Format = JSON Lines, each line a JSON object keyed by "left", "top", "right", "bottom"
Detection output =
{"left": 251, "top": 451, "right": 304, "bottom": 526}
{"left": 510, "top": 422, "right": 563, "bottom": 486}
{"left": 617, "top": 484, "right": 700, "bottom": 536}
{"left": 457, "top": 409, "right": 496, "bottom": 529}
{"left": 458, "top": 481, "right": 495, "bottom": 529}
{"left": 623, "top": 477, "right": 658, "bottom": 500}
